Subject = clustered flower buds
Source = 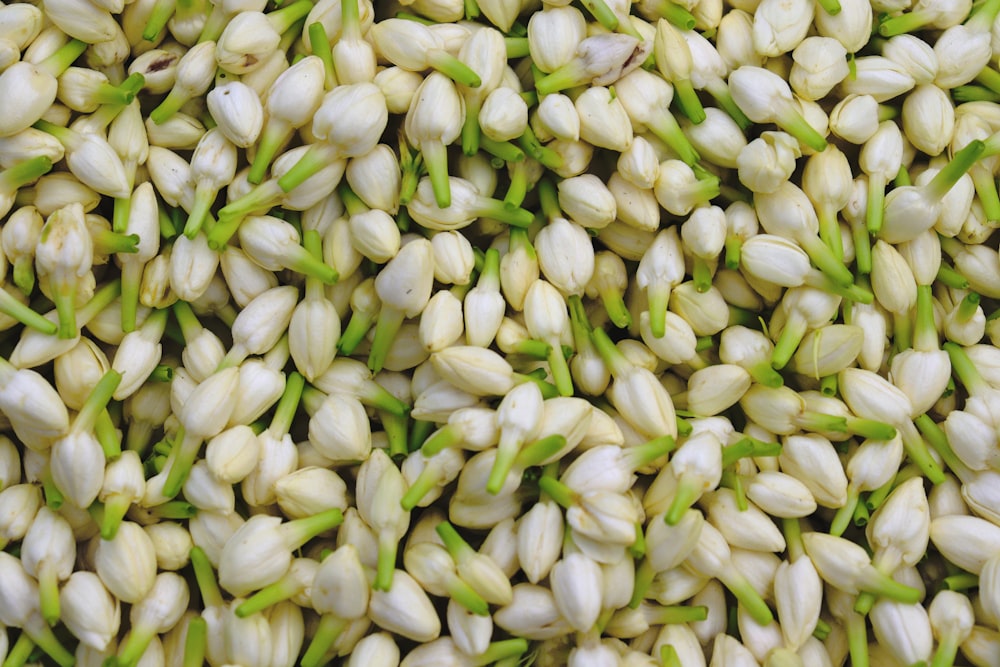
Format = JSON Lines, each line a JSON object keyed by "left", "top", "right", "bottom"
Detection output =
{"left": 1, "top": 0, "right": 1000, "bottom": 665}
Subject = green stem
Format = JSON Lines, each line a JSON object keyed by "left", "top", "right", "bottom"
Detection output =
{"left": 818, "top": 207, "right": 844, "bottom": 262}
{"left": 426, "top": 50, "right": 481, "bottom": 88}
{"left": 776, "top": 108, "right": 827, "bottom": 153}
{"left": 474, "top": 639, "right": 529, "bottom": 667}
{"left": 183, "top": 617, "right": 207, "bottom": 667}
{"left": 73, "top": 370, "right": 122, "bottom": 434}
{"left": 673, "top": 79, "right": 706, "bottom": 124}
{"left": 846, "top": 611, "right": 870, "bottom": 667}
{"left": 461, "top": 96, "right": 482, "bottom": 156}
{"left": 38, "top": 562, "right": 60, "bottom": 626}
{"left": 956, "top": 291, "right": 981, "bottom": 322}
{"left": 505, "top": 37, "right": 530, "bottom": 59}
{"left": 943, "top": 573, "right": 978, "bottom": 591}
{"left": 844, "top": 417, "right": 896, "bottom": 441}
{"left": 148, "top": 500, "right": 197, "bottom": 519}
{"left": 691, "top": 256, "right": 713, "bottom": 293}
{"left": 846, "top": 221, "right": 869, "bottom": 278}
{"left": 96, "top": 408, "right": 122, "bottom": 460}
{"left": 42, "top": 471, "right": 63, "bottom": 510}
{"left": 930, "top": 634, "right": 960, "bottom": 667}
{"left": 800, "top": 233, "right": 854, "bottom": 287}
{"left": 383, "top": 411, "right": 409, "bottom": 459}
{"left": 300, "top": 614, "right": 347, "bottom": 667}
{"left": 771, "top": 316, "right": 807, "bottom": 370}
{"left": 517, "top": 125, "right": 563, "bottom": 169}
{"left": 648, "top": 112, "right": 700, "bottom": 166}
{"left": 337, "top": 308, "right": 376, "bottom": 356}
{"left": 657, "top": 0, "right": 696, "bottom": 29}
{"left": 628, "top": 434, "right": 676, "bottom": 469}
{"left": 796, "top": 411, "right": 848, "bottom": 433}
{"left": 865, "top": 477, "right": 894, "bottom": 513}
{"left": 190, "top": 546, "right": 224, "bottom": 608}
{"left": 270, "top": 372, "right": 304, "bottom": 436}
{"left": 935, "top": 263, "right": 968, "bottom": 290}
{"left": 720, "top": 438, "right": 754, "bottom": 469}
{"left": 590, "top": 326, "right": 631, "bottom": 377}
{"left": 972, "top": 168, "right": 1000, "bottom": 223}
{"left": 13, "top": 256, "right": 34, "bottom": 295}
{"left": 504, "top": 160, "right": 528, "bottom": 209}
{"left": 0, "top": 155, "right": 52, "bottom": 192}
{"left": 420, "top": 139, "right": 451, "bottom": 208}
{"left": 914, "top": 413, "right": 967, "bottom": 477}
{"left": 117, "top": 624, "right": 158, "bottom": 667}
{"left": 0, "top": 288, "right": 56, "bottom": 335}
{"left": 534, "top": 61, "right": 588, "bottom": 96}
{"left": 267, "top": 0, "right": 313, "bottom": 34}
{"left": 879, "top": 9, "right": 933, "bottom": 37}
{"left": 420, "top": 424, "right": 461, "bottom": 456}
{"left": 2, "top": 632, "right": 34, "bottom": 667}
{"left": 665, "top": 475, "right": 702, "bottom": 525}
{"left": 943, "top": 341, "right": 988, "bottom": 395}
{"left": 446, "top": 576, "right": 490, "bottom": 616}
{"left": 368, "top": 305, "right": 404, "bottom": 374}
{"left": 374, "top": 530, "right": 398, "bottom": 591}
{"left": 36, "top": 39, "right": 87, "bottom": 78}
{"left": 746, "top": 359, "right": 784, "bottom": 388}
{"left": 24, "top": 623, "right": 74, "bottom": 667}
{"left": 236, "top": 574, "right": 301, "bottom": 617}
{"left": 858, "top": 568, "right": 922, "bottom": 604}
{"left": 478, "top": 135, "right": 525, "bottom": 163}
{"left": 474, "top": 194, "right": 534, "bottom": 227}
{"left": 783, "top": 518, "right": 803, "bottom": 561}
{"left": 926, "top": 141, "right": 985, "bottom": 201}
{"left": 547, "top": 339, "right": 574, "bottom": 396}
{"left": 278, "top": 141, "right": 340, "bottom": 193}
{"left": 400, "top": 458, "right": 444, "bottom": 510}
{"left": 581, "top": 0, "right": 618, "bottom": 30}
{"left": 308, "top": 22, "right": 337, "bottom": 90}
{"left": 142, "top": 0, "right": 176, "bottom": 41}
{"left": 661, "top": 645, "right": 682, "bottom": 667}
{"left": 408, "top": 419, "right": 435, "bottom": 453}
{"left": 100, "top": 493, "right": 132, "bottom": 540}
{"left": 723, "top": 572, "right": 773, "bottom": 625}
{"left": 975, "top": 66, "right": 1000, "bottom": 95}
{"left": 954, "top": 85, "right": 1000, "bottom": 102}
{"left": 705, "top": 80, "right": 751, "bottom": 130}
{"left": 536, "top": 475, "right": 576, "bottom": 509}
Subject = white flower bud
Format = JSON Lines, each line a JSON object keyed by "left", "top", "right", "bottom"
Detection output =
{"left": 537, "top": 93, "right": 580, "bottom": 142}
{"left": 60, "top": 571, "right": 120, "bottom": 651}
{"left": 870, "top": 599, "right": 933, "bottom": 667}
{"left": 551, "top": 552, "right": 603, "bottom": 632}
{"left": 841, "top": 56, "right": 916, "bottom": 102}
{"left": 527, "top": 6, "right": 587, "bottom": 73}
{"left": 902, "top": 83, "right": 954, "bottom": 156}
{"left": 206, "top": 80, "right": 263, "bottom": 148}
{"left": 883, "top": 35, "right": 939, "bottom": 85}
{"left": 479, "top": 87, "right": 528, "bottom": 142}
{"left": 0, "top": 64, "right": 56, "bottom": 138}
{"left": 309, "top": 392, "right": 372, "bottom": 463}
{"left": 494, "top": 584, "right": 573, "bottom": 640}
{"left": 144, "top": 522, "right": 192, "bottom": 571}
{"left": 368, "top": 570, "right": 441, "bottom": 642}
{"left": 752, "top": 0, "right": 813, "bottom": 57}
{"left": 95, "top": 521, "right": 157, "bottom": 604}
{"left": 746, "top": 470, "right": 816, "bottom": 518}
{"left": 347, "top": 145, "right": 400, "bottom": 214}
{"left": 814, "top": 0, "right": 872, "bottom": 52}
{"left": 575, "top": 86, "right": 633, "bottom": 152}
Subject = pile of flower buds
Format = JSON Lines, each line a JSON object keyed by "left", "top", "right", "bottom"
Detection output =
{"left": 5, "top": 0, "right": 1000, "bottom": 663}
